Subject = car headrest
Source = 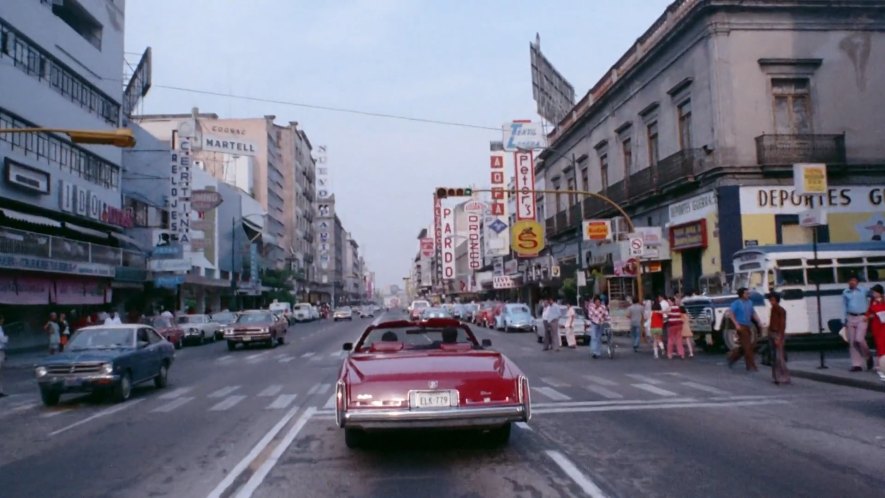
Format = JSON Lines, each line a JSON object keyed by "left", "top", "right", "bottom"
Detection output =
{"left": 439, "top": 343, "right": 472, "bottom": 352}
{"left": 370, "top": 341, "right": 404, "bottom": 353}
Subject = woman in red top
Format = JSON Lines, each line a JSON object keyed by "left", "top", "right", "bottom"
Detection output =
{"left": 650, "top": 301, "right": 665, "bottom": 359}
{"left": 865, "top": 284, "right": 885, "bottom": 373}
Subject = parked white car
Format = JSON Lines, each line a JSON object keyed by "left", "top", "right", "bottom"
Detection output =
{"left": 534, "top": 306, "right": 591, "bottom": 345}
{"left": 176, "top": 314, "right": 222, "bottom": 345}
{"left": 293, "top": 303, "right": 315, "bottom": 322}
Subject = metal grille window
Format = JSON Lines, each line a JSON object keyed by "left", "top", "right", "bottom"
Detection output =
{"left": 772, "top": 78, "right": 812, "bottom": 134}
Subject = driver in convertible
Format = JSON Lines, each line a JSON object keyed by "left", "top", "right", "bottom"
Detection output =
{"left": 441, "top": 327, "right": 458, "bottom": 345}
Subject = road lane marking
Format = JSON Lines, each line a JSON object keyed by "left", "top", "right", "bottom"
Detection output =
{"left": 583, "top": 375, "right": 618, "bottom": 387}
{"left": 278, "top": 356, "right": 295, "bottom": 363}
{"left": 266, "top": 394, "right": 298, "bottom": 410}
{"left": 215, "top": 355, "right": 235, "bottom": 363}
{"left": 48, "top": 399, "right": 144, "bottom": 437}
{"left": 7, "top": 402, "right": 38, "bottom": 413}
{"left": 584, "top": 385, "right": 624, "bottom": 400}
{"left": 300, "top": 352, "right": 315, "bottom": 358}
{"left": 208, "top": 386, "right": 241, "bottom": 398}
{"left": 206, "top": 405, "right": 303, "bottom": 498}
{"left": 534, "top": 398, "right": 788, "bottom": 415}
{"left": 532, "top": 386, "right": 571, "bottom": 401}
{"left": 152, "top": 396, "right": 194, "bottom": 413}
{"left": 328, "top": 351, "right": 340, "bottom": 357}
{"left": 258, "top": 385, "right": 284, "bottom": 397}
{"left": 545, "top": 450, "right": 607, "bottom": 498}
{"left": 323, "top": 393, "right": 336, "bottom": 409}
{"left": 625, "top": 374, "right": 662, "bottom": 385}
{"left": 245, "top": 352, "right": 270, "bottom": 361}
{"left": 632, "top": 384, "right": 677, "bottom": 397}
{"left": 531, "top": 398, "right": 697, "bottom": 409}
{"left": 540, "top": 377, "right": 570, "bottom": 388}
{"left": 316, "top": 383, "right": 332, "bottom": 395}
{"left": 515, "top": 422, "right": 533, "bottom": 431}
{"left": 158, "top": 387, "right": 193, "bottom": 400}
{"left": 681, "top": 381, "right": 729, "bottom": 396}
{"left": 234, "top": 407, "right": 316, "bottom": 498}
{"left": 306, "top": 383, "right": 321, "bottom": 395}
{"left": 209, "top": 395, "right": 247, "bottom": 411}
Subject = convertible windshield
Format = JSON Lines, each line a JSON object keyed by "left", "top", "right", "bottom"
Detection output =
{"left": 236, "top": 313, "right": 274, "bottom": 324}
{"left": 357, "top": 327, "right": 476, "bottom": 351}
{"left": 67, "top": 328, "right": 134, "bottom": 350}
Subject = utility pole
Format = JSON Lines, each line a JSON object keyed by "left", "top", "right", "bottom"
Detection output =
{"left": 571, "top": 153, "right": 583, "bottom": 306}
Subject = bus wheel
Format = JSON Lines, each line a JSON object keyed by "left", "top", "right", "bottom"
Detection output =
{"left": 722, "top": 324, "right": 758, "bottom": 352}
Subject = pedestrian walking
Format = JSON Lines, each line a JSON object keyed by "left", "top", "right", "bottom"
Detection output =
{"left": 564, "top": 303, "right": 578, "bottom": 348}
{"left": 44, "top": 312, "right": 60, "bottom": 355}
{"left": 0, "top": 314, "right": 8, "bottom": 397}
{"left": 767, "top": 292, "right": 790, "bottom": 384}
{"left": 587, "top": 296, "right": 610, "bottom": 359}
{"left": 666, "top": 305, "right": 685, "bottom": 359}
{"left": 650, "top": 301, "right": 665, "bottom": 359}
{"left": 726, "top": 288, "right": 762, "bottom": 371}
{"left": 843, "top": 275, "right": 873, "bottom": 372}
{"left": 680, "top": 306, "right": 695, "bottom": 358}
{"left": 58, "top": 312, "right": 70, "bottom": 352}
{"left": 627, "top": 297, "right": 644, "bottom": 352}
{"left": 865, "top": 284, "right": 885, "bottom": 374}
{"left": 541, "top": 299, "right": 561, "bottom": 351}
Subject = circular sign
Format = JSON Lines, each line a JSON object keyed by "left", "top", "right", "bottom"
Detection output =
{"left": 510, "top": 220, "right": 545, "bottom": 257}
{"left": 623, "top": 258, "right": 639, "bottom": 275}
{"left": 190, "top": 190, "right": 223, "bottom": 212}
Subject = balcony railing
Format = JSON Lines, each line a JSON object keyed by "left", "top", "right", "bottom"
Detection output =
{"left": 555, "top": 211, "right": 568, "bottom": 235}
{"left": 755, "top": 134, "right": 846, "bottom": 165}
{"left": 628, "top": 167, "right": 656, "bottom": 200}
{"left": 568, "top": 204, "right": 582, "bottom": 229}
{"left": 0, "top": 226, "right": 122, "bottom": 266}
{"left": 656, "top": 148, "right": 705, "bottom": 189}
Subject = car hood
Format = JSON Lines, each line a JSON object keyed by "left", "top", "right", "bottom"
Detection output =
{"left": 38, "top": 349, "right": 131, "bottom": 365}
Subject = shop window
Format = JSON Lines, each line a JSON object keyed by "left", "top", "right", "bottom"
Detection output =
{"left": 52, "top": 0, "right": 103, "bottom": 50}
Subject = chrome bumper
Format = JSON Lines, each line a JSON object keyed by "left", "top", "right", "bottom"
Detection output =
{"left": 342, "top": 404, "right": 527, "bottom": 430}
{"left": 38, "top": 374, "right": 120, "bottom": 392}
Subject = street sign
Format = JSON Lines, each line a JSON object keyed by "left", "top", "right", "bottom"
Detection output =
{"left": 510, "top": 219, "right": 545, "bottom": 258}
{"left": 799, "top": 208, "right": 828, "bottom": 227}
{"left": 628, "top": 235, "right": 644, "bottom": 257}
{"left": 794, "top": 163, "right": 828, "bottom": 195}
{"left": 583, "top": 220, "right": 612, "bottom": 242}
{"left": 190, "top": 190, "right": 223, "bottom": 212}
{"left": 493, "top": 276, "right": 517, "bottom": 289}
{"left": 577, "top": 271, "right": 587, "bottom": 287}
{"left": 551, "top": 265, "right": 560, "bottom": 278}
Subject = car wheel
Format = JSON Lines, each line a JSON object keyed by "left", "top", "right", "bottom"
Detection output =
{"left": 114, "top": 372, "right": 132, "bottom": 403}
{"left": 200, "top": 332, "right": 207, "bottom": 345}
{"left": 40, "top": 388, "right": 60, "bottom": 407}
{"left": 268, "top": 336, "right": 277, "bottom": 349}
{"left": 227, "top": 340, "right": 237, "bottom": 351}
{"left": 344, "top": 428, "right": 365, "bottom": 449}
{"left": 154, "top": 362, "right": 169, "bottom": 389}
{"left": 486, "top": 423, "right": 511, "bottom": 446}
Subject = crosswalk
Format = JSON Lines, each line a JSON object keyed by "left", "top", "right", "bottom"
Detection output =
{"left": 213, "top": 350, "right": 346, "bottom": 365}
{"left": 529, "top": 372, "right": 754, "bottom": 403}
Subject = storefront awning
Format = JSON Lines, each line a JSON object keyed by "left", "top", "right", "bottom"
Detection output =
{"left": 65, "top": 222, "right": 108, "bottom": 239}
{"left": 0, "top": 208, "right": 61, "bottom": 228}
{"left": 111, "top": 231, "right": 143, "bottom": 248}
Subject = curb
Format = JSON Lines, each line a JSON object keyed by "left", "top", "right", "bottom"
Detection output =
{"left": 790, "top": 369, "right": 885, "bottom": 393}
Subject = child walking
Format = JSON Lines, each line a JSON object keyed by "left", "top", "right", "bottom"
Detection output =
{"left": 680, "top": 306, "right": 694, "bottom": 358}
{"left": 650, "top": 301, "right": 665, "bottom": 359}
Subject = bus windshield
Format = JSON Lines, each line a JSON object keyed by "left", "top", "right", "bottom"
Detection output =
{"left": 733, "top": 271, "right": 766, "bottom": 292}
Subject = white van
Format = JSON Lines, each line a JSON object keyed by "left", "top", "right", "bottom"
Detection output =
{"left": 293, "top": 302, "right": 315, "bottom": 322}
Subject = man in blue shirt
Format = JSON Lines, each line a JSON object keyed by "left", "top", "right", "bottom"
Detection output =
{"left": 726, "top": 287, "right": 762, "bottom": 371}
{"left": 843, "top": 275, "right": 872, "bottom": 372}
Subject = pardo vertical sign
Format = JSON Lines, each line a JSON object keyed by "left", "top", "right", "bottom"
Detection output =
{"left": 441, "top": 205, "right": 456, "bottom": 280}
{"left": 514, "top": 150, "right": 536, "bottom": 220}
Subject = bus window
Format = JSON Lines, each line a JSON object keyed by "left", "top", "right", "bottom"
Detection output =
{"left": 807, "top": 266, "right": 836, "bottom": 285}
{"left": 836, "top": 266, "right": 866, "bottom": 283}
{"left": 776, "top": 268, "right": 805, "bottom": 286}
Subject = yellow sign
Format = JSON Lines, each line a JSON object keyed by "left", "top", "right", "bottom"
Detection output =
{"left": 582, "top": 219, "right": 612, "bottom": 241}
{"left": 510, "top": 220, "right": 545, "bottom": 257}
{"left": 793, "top": 163, "right": 828, "bottom": 195}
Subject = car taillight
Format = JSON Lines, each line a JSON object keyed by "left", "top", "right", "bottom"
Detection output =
{"left": 518, "top": 375, "right": 532, "bottom": 421}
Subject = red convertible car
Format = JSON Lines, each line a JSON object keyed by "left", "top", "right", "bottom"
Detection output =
{"left": 336, "top": 318, "right": 531, "bottom": 448}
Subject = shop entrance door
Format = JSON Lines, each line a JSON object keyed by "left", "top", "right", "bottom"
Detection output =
{"left": 681, "top": 248, "right": 703, "bottom": 294}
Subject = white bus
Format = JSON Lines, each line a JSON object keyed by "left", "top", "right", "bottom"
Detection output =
{"left": 682, "top": 242, "right": 885, "bottom": 350}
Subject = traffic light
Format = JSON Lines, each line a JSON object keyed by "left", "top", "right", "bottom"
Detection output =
{"left": 435, "top": 187, "right": 473, "bottom": 198}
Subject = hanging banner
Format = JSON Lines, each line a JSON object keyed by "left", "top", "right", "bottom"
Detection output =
{"left": 514, "top": 150, "right": 536, "bottom": 220}
{"left": 464, "top": 201, "right": 484, "bottom": 270}
{"left": 15, "top": 276, "right": 52, "bottom": 305}
{"left": 485, "top": 146, "right": 510, "bottom": 258}
{"left": 441, "top": 205, "right": 456, "bottom": 280}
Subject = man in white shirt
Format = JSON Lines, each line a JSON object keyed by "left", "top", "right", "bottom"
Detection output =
{"left": 0, "top": 314, "right": 8, "bottom": 397}
{"left": 542, "top": 299, "right": 563, "bottom": 351}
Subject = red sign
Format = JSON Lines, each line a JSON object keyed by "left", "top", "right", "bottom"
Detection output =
{"left": 433, "top": 195, "right": 442, "bottom": 283}
{"left": 419, "top": 238, "right": 434, "bottom": 258}
{"left": 669, "top": 219, "right": 708, "bottom": 251}
{"left": 101, "top": 206, "right": 134, "bottom": 228}
{"left": 191, "top": 190, "right": 224, "bottom": 212}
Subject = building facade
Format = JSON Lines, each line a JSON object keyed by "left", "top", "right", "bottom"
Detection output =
{"left": 538, "top": 0, "right": 885, "bottom": 297}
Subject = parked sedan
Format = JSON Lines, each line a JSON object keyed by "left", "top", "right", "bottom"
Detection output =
{"left": 35, "top": 325, "right": 175, "bottom": 406}
{"left": 145, "top": 316, "right": 184, "bottom": 350}
{"left": 176, "top": 314, "right": 221, "bottom": 345}
{"left": 225, "top": 310, "right": 287, "bottom": 350}
{"left": 534, "top": 307, "right": 591, "bottom": 345}
{"left": 333, "top": 306, "right": 354, "bottom": 321}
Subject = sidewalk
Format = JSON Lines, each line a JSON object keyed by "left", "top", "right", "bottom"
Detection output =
{"left": 788, "top": 351, "right": 885, "bottom": 392}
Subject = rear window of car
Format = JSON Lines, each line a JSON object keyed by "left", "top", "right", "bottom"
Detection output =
{"left": 358, "top": 327, "right": 474, "bottom": 351}
{"left": 237, "top": 313, "right": 273, "bottom": 323}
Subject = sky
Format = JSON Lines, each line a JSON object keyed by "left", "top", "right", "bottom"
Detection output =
{"left": 124, "top": 0, "right": 673, "bottom": 289}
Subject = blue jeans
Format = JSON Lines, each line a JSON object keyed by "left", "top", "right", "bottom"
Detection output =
{"left": 590, "top": 323, "right": 603, "bottom": 356}
{"left": 630, "top": 325, "right": 641, "bottom": 349}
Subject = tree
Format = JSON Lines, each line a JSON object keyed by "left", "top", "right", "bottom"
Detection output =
{"left": 561, "top": 277, "right": 577, "bottom": 304}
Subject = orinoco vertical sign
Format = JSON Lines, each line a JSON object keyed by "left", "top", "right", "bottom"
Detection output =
{"left": 514, "top": 151, "right": 536, "bottom": 220}
{"left": 464, "top": 201, "right": 484, "bottom": 270}
{"left": 433, "top": 195, "right": 443, "bottom": 284}
{"left": 168, "top": 121, "right": 194, "bottom": 245}
{"left": 441, "top": 205, "right": 456, "bottom": 280}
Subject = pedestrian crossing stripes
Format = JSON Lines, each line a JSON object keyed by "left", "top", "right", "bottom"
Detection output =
{"left": 323, "top": 393, "right": 336, "bottom": 410}
{"left": 158, "top": 387, "right": 193, "bottom": 400}
{"left": 210, "top": 395, "right": 246, "bottom": 411}
{"left": 681, "top": 381, "right": 729, "bottom": 395}
{"left": 583, "top": 375, "right": 617, "bottom": 387}
{"left": 278, "top": 356, "right": 295, "bottom": 363}
{"left": 631, "top": 384, "right": 678, "bottom": 397}
{"left": 300, "top": 352, "right": 315, "bottom": 358}
{"left": 266, "top": 394, "right": 297, "bottom": 410}
{"left": 152, "top": 396, "right": 194, "bottom": 413}
{"left": 583, "top": 385, "right": 623, "bottom": 400}
{"left": 540, "top": 377, "right": 570, "bottom": 388}
{"left": 208, "top": 386, "right": 241, "bottom": 398}
{"left": 258, "top": 385, "right": 284, "bottom": 397}
{"left": 625, "top": 374, "right": 662, "bottom": 385}
{"left": 533, "top": 386, "right": 572, "bottom": 401}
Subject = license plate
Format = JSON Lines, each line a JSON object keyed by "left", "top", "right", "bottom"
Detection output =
{"left": 411, "top": 390, "right": 453, "bottom": 409}
{"left": 64, "top": 378, "right": 81, "bottom": 387}
{"left": 242, "top": 336, "right": 251, "bottom": 342}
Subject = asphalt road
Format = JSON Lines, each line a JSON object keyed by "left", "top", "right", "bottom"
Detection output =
{"left": 1, "top": 311, "right": 884, "bottom": 498}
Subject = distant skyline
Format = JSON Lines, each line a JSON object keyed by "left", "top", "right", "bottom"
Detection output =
{"left": 124, "top": 0, "right": 673, "bottom": 288}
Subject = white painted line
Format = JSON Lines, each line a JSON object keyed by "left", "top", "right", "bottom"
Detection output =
{"left": 209, "top": 395, "right": 247, "bottom": 411}
{"left": 206, "top": 405, "right": 303, "bottom": 498}
{"left": 625, "top": 374, "right": 662, "bottom": 385}
{"left": 515, "top": 422, "right": 533, "bottom": 431}
{"left": 306, "top": 383, "right": 321, "bottom": 396}
{"left": 48, "top": 399, "right": 144, "bottom": 437}
{"left": 278, "top": 356, "right": 295, "bottom": 363}
{"left": 158, "top": 387, "right": 193, "bottom": 400}
{"left": 234, "top": 407, "right": 316, "bottom": 498}
{"left": 328, "top": 351, "right": 340, "bottom": 357}
{"left": 258, "top": 385, "right": 284, "bottom": 397}
{"left": 632, "top": 384, "right": 678, "bottom": 397}
{"left": 41, "top": 409, "right": 71, "bottom": 418}
{"left": 545, "top": 450, "right": 607, "bottom": 498}
{"left": 532, "top": 386, "right": 572, "bottom": 401}
{"left": 323, "top": 393, "right": 336, "bottom": 410}
{"left": 208, "top": 386, "right": 241, "bottom": 398}
{"left": 300, "top": 352, "right": 315, "bottom": 358}
{"left": 584, "top": 385, "right": 624, "bottom": 400}
{"left": 8, "top": 402, "right": 38, "bottom": 413}
{"left": 245, "top": 352, "right": 270, "bottom": 361}
{"left": 540, "top": 376, "right": 570, "bottom": 388}
{"left": 316, "top": 383, "right": 332, "bottom": 395}
{"left": 266, "top": 394, "right": 298, "bottom": 410}
{"left": 681, "top": 381, "right": 729, "bottom": 396}
{"left": 534, "top": 399, "right": 788, "bottom": 415}
{"left": 583, "top": 375, "right": 618, "bottom": 387}
{"left": 215, "top": 355, "right": 235, "bottom": 363}
{"left": 152, "top": 396, "right": 194, "bottom": 413}
{"left": 531, "top": 397, "right": 697, "bottom": 409}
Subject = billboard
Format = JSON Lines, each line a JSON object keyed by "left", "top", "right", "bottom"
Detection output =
{"left": 441, "top": 205, "right": 456, "bottom": 280}
{"left": 503, "top": 121, "right": 546, "bottom": 151}
{"left": 530, "top": 34, "right": 576, "bottom": 124}
{"left": 464, "top": 201, "right": 484, "bottom": 270}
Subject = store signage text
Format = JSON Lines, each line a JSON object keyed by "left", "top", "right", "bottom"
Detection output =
{"left": 167, "top": 131, "right": 192, "bottom": 244}
{"left": 59, "top": 180, "right": 131, "bottom": 227}
{"left": 202, "top": 136, "right": 257, "bottom": 156}
{"left": 0, "top": 254, "right": 114, "bottom": 277}
{"left": 485, "top": 149, "right": 510, "bottom": 258}
{"left": 513, "top": 151, "right": 536, "bottom": 220}
{"left": 441, "top": 206, "right": 456, "bottom": 279}
{"left": 742, "top": 186, "right": 885, "bottom": 214}
{"left": 669, "top": 219, "right": 708, "bottom": 251}
{"left": 668, "top": 191, "right": 717, "bottom": 225}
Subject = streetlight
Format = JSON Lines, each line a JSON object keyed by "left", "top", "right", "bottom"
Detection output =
{"left": 0, "top": 127, "right": 136, "bottom": 148}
